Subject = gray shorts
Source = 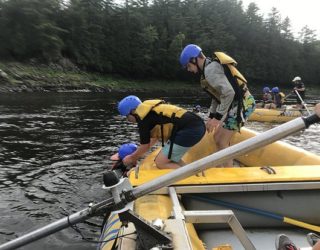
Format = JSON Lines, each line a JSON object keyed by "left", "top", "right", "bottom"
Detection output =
{"left": 161, "top": 142, "right": 189, "bottom": 163}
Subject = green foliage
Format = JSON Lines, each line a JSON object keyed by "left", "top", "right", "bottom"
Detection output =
{"left": 0, "top": 0, "right": 65, "bottom": 61}
{"left": 0, "top": 0, "right": 319, "bottom": 86}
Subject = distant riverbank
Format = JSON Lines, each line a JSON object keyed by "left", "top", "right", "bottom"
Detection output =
{"left": 0, "top": 61, "right": 202, "bottom": 95}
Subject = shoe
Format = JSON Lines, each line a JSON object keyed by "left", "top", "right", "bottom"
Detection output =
{"left": 307, "top": 233, "right": 320, "bottom": 246}
{"left": 275, "top": 234, "right": 298, "bottom": 250}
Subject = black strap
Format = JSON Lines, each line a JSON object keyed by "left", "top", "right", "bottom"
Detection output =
{"left": 221, "top": 64, "right": 246, "bottom": 127}
{"left": 110, "top": 230, "right": 120, "bottom": 250}
{"left": 160, "top": 112, "right": 164, "bottom": 147}
{"left": 168, "top": 113, "right": 177, "bottom": 160}
{"left": 152, "top": 101, "right": 166, "bottom": 147}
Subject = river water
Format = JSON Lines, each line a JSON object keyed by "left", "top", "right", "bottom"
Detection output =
{"left": 0, "top": 92, "right": 319, "bottom": 250}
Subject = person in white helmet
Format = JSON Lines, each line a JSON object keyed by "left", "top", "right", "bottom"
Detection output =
{"left": 292, "top": 76, "right": 305, "bottom": 109}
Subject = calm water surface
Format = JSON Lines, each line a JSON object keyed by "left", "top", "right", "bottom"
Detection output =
{"left": 0, "top": 92, "right": 319, "bottom": 250}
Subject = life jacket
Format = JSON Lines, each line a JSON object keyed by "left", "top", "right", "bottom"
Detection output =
{"left": 279, "top": 92, "right": 285, "bottom": 104}
{"left": 263, "top": 93, "right": 272, "bottom": 103}
{"left": 214, "top": 52, "right": 247, "bottom": 86}
{"left": 134, "top": 99, "right": 187, "bottom": 145}
{"left": 200, "top": 52, "right": 248, "bottom": 125}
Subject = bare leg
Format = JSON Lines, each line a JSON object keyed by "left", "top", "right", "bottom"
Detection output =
{"left": 214, "top": 126, "right": 236, "bottom": 167}
{"left": 154, "top": 150, "right": 181, "bottom": 169}
{"left": 314, "top": 242, "right": 320, "bottom": 250}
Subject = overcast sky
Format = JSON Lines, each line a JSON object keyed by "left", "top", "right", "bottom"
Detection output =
{"left": 241, "top": 0, "right": 320, "bottom": 38}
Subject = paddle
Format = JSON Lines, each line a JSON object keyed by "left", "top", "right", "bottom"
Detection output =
{"left": 131, "top": 110, "right": 319, "bottom": 198}
{"left": 283, "top": 92, "right": 293, "bottom": 101}
{"left": 294, "top": 89, "right": 311, "bottom": 115}
{"left": 186, "top": 195, "right": 320, "bottom": 233}
{"left": 1, "top": 108, "right": 320, "bottom": 250}
{"left": 0, "top": 198, "right": 115, "bottom": 250}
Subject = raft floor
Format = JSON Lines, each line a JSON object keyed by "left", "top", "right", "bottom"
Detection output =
{"left": 200, "top": 228, "right": 312, "bottom": 250}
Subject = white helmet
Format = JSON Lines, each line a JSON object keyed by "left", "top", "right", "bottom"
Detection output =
{"left": 292, "top": 76, "right": 301, "bottom": 82}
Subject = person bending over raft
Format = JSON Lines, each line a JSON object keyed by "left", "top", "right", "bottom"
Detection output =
{"left": 179, "top": 44, "right": 256, "bottom": 167}
{"left": 109, "top": 143, "right": 138, "bottom": 177}
{"left": 117, "top": 95, "right": 206, "bottom": 169}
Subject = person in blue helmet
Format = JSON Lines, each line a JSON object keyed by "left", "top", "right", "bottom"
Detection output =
{"left": 193, "top": 105, "right": 201, "bottom": 113}
{"left": 271, "top": 87, "right": 284, "bottom": 109}
{"left": 110, "top": 143, "right": 138, "bottom": 177}
{"left": 117, "top": 95, "right": 206, "bottom": 169}
{"left": 264, "top": 87, "right": 285, "bottom": 109}
{"left": 179, "top": 44, "right": 255, "bottom": 167}
{"left": 257, "top": 86, "right": 272, "bottom": 108}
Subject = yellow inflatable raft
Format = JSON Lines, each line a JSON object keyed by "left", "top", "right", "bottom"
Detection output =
{"left": 100, "top": 127, "right": 320, "bottom": 250}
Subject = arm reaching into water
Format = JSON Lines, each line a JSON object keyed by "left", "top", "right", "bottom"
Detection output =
{"left": 122, "top": 138, "right": 159, "bottom": 166}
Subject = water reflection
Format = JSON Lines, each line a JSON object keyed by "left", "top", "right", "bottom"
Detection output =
{"left": 0, "top": 93, "right": 319, "bottom": 250}
{"left": 0, "top": 93, "right": 139, "bottom": 250}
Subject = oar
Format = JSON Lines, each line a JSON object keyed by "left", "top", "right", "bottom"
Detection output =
{"left": 294, "top": 89, "right": 311, "bottom": 115}
{"left": 131, "top": 110, "right": 319, "bottom": 198}
{"left": 283, "top": 92, "right": 293, "bottom": 101}
{"left": 186, "top": 195, "right": 320, "bottom": 233}
{"left": 1, "top": 109, "right": 320, "bottom": 250}
{"left": 0, "top": 198, "right": 115, "bottom": 250}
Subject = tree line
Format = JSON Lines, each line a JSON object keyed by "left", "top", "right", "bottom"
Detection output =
{"left": 0, "top": 0, "right": 319, "bottom": 86}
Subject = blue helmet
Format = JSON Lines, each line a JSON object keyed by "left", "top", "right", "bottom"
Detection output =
{"left": 118, "top": 143, "right": 138, "bottom": 159}
{"left": 194, "top": 105, "right": 201, "bottom": 112}
{"left": 179, "top": 44, "right": 202, "bottom": 67}
{"left": 263, "top": 87, "right": 270, "bottom": 93}
{"left": 118, "top": 95, "right": 142, "bottom": 116}
{"left": 272, "top": 87, "right": 279, "bottom": 93}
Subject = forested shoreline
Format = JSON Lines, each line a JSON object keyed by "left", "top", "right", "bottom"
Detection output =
{"left": 0, "top": 0, "right": 320, "bottom": 91}
{"left": 0, "top": 61, "right": 203, "bottom": 93}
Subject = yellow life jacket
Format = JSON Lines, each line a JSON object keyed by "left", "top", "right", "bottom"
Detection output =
{"left": 134, "top": 100, "right": 187, "bottom": 142}
{"left": 214, "top": 52, "right": 247, "bottom": 86}
{"left": 200, "top": 52, "right": 247, "bottom": 101}
{"left": 279, "top": 92, "right": 285, "bottom": 103}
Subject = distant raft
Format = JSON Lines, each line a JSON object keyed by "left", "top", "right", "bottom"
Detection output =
{"left": 248, "top": 105, "right": 314, "bottom": 123}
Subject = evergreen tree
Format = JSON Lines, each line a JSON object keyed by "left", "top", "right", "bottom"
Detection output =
{"left": 0, "top": 0, "right": 319, "bottom": 86}
{"left": 0, "top": 0, "right": 65, "bottom": 61}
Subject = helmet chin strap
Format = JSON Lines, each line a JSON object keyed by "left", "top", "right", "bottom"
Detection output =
{"left": 190, "top": 57, "right": 203, "bottom": 76}
{"left": 197, "top": 57, "right": 209, "bottom": 77}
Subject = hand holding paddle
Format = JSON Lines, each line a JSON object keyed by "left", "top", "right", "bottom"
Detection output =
{"left": 294, "top": 89, "right": 311, "bottom": 115}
